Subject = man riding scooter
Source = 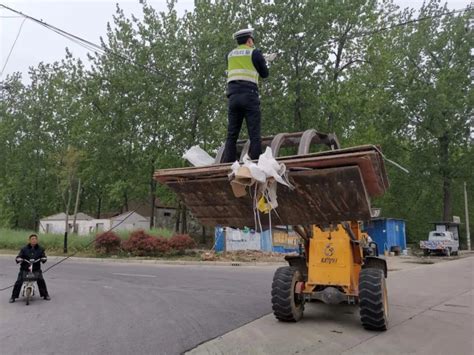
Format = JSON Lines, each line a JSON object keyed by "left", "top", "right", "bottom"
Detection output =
{"left": 9, "top": 234, "right": 50, "bottom": 303}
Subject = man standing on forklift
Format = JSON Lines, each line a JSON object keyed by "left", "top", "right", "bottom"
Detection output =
{"left": 223, "top": 28, "right": 274, "bottom": 163}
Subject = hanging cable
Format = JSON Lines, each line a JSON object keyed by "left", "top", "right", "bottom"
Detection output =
{"left": 0, "top": 3, "right": 171, "bottom": 79}
{"left": 0, "top": 206, "right": 142, "bottom": 292}
{"left": 347, "top": 7, "right": 470, "bottom": 40}
{"left": 0, "top": 18, "right": 26, "bottom": 77}
{"left": 372, "top": 145, "right": 410, "bottom": 174}
{"left": 0, "top": 3, "right": 470, "bottom": 79}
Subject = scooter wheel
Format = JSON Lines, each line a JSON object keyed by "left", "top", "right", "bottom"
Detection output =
{"left": 25, "top": 287, "right": 32, "bottom": 306}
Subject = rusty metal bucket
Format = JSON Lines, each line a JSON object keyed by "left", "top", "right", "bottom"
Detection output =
{"left": 154, "top": 130, "right": 389, "bottom": 228}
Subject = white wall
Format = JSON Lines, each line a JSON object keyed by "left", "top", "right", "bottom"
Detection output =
{"left": 39, "top": 219, "right": 112, "bottom": 236}
{"left": 110, "top": 220, "right": 149, "bottom": 232}
{"left": 39, "top": 220, "right": 67, "bottom": 235}
{"left": 225, "top": 228, "right": 261, "bottom": 251}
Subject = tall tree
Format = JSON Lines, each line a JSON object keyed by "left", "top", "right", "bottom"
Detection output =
{"left": 394, "top": 1, "right": 471, "bottom": 222}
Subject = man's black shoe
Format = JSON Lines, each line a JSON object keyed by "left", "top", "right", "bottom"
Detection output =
{"left": 9, "top": 298, "right": 15, "bottom": 303}
{"left": 43, "top": 295, "right": 51, "bottom": 301}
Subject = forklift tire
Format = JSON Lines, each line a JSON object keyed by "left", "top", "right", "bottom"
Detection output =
{"left": 271, "top": 266, "right": 304, "bottom": 322}
{"left": 359, "top": 268, "right": 388, "bottom": 331}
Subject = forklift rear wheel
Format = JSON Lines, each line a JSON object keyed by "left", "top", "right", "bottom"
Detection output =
{"left": 271, "top": 266, "right": 304, "bottom": 322}
{"left": 359, "top": 268, "right": 388, "bottom": 331}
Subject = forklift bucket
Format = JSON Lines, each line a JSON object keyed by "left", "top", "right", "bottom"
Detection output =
{"left": 154, "top": 131, "right": 389, "bottom": 228}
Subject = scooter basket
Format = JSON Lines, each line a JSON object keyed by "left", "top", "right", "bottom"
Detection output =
{"left": 23, "top": 271, "right": 39, "bottom": 281}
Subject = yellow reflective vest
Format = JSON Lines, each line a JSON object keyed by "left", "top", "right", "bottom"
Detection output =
{"left": 227, "top": 45, "right": 259, "bottom": 84}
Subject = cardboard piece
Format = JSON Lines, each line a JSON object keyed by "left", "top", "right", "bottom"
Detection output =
{"left": 230, "top": 166, "right": 255, "bottom": 197}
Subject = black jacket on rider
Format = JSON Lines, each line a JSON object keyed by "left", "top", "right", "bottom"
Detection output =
{"left": 16, "top": 244, "right": 46, "bottom": 272}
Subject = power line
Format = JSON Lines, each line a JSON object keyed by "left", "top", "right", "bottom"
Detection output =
{"left": 0, "top": 18, "right": 26, "bottom": 77}
{"left": 0, "top": 4, "right": 105, "bottom": 53}
{"left": 0, "top": 3, "right": 170, "bottom": 79}
{"left": 348, "top": 7, "right": 471, "bottom": 40}
{"left": 0, "top": 3, "right": 470, "bottom": 78}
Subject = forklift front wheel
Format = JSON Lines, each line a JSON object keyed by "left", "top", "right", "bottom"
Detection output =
{"left": 359, "top": 268, "right": 388, "bottom": 331}
{"left": 271, "top": 266, "right": 305, "bottom": 322}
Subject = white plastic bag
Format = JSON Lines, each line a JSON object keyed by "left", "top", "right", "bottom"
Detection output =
{"left": 264, "top": 53, "right": 277, "bottom": 62}
{"left": 242, "top": 154, "right": 266, "bottom": 183}
{"left": 182, "top": 146, "right": 215, "bottom": 167}
{"left": 257, "top": 147, "right": 292, "bottom": 187}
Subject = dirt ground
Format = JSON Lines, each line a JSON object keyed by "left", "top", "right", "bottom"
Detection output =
{"left": 200, "top": 249, "right": 291, "bottom": 262}
{"left": 200, "top": 249, "right": 474, "bottom": 269}
{"left": 385, "top": 251, "right": 474, "bottom": 271}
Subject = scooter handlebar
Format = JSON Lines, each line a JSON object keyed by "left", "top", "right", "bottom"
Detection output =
{"left": 16, "top": 258, "right": 42, "bottom": 264}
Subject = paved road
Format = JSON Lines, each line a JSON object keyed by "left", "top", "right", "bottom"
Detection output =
{"left": 1, "top": 256, "right": 472, "bottom": 355}
{"left": 189, "top": 256, "right": 474, "bottom": 355}
{"left": 0, "top": 256, "right": 275, "bottom": 355}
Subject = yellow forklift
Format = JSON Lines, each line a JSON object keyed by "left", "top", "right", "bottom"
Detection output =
{"left": 154, "top": 130, "right": 390, "bottom": 331}
{"left": 273, "top": 222, "right": 388, "bottom": 330}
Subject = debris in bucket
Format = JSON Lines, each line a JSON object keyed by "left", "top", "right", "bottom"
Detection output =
{"left": 182, "top": 145, "right": 215, "bottom": 167}
{"left": 228, "top": 147, "right": 294, "bottom": 228}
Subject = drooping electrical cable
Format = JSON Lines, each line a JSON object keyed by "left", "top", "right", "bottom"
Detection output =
{"left": 0, "top": 18, "right": 27, "bottom": 77}
{"left": 0, "top": 3, "right": 170, "bottom": 79}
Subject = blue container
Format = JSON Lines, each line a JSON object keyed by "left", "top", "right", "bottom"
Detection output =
{"left": 214, "top": 227, "right": 225, "bottom": 252}
{"left": 365, "top": 218, "right": 406, "bottom": 252}
{"left": 214, "top": 227, "right": 272, "bottom": 252}
{"left": 260, "top": 230, "right": 273, "bottom": 252}
{"left": 214, "top": 227, "right": 298, "bottom": 253}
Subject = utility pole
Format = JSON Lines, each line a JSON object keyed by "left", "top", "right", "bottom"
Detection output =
{"left": 72, "top": 178, "right": 81, "bottom": 234}
{"left": 464, "top": 181, "right": 471, "bottom": 251}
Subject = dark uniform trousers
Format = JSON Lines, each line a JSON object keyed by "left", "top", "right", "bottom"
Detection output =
{"left": 11, "top": 270, "right": 49, "bottom": 298}
{"left": 223, "top": 91, "right": 262, "bottom": 163}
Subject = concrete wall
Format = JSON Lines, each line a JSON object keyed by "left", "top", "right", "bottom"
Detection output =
{"left": 39, "top": 219, "right": 112, "bottom": 236}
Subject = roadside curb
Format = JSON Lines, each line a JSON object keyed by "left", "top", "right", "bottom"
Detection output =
{"left": 2, "top": 252, "right": 470, "bottom": 268}
{"left": 0, "top": 254, "right": 286, "bottom": 267}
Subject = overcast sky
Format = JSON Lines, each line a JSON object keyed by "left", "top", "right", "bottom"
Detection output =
{"left": 0, "top": 0, "right": 469, "bottom": 82}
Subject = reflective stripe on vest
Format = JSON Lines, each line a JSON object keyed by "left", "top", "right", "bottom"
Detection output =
{"left": 227, "top": 45, "right": 259, "bottom": 84}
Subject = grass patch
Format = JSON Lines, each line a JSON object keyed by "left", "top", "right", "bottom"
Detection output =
{"left": 0, "top": 228, "right": 94, "bottom": 253}
{"left": 0, "top": 227, "right": 175, "bottom": 256}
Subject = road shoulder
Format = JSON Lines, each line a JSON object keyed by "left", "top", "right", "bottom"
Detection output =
{"left": 187, "top": 256, "right": 474, "bottom": 355}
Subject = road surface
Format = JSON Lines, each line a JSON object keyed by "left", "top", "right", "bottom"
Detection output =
{"left": 189, "top": 256, "right": 474, "bottom": 355}
{"left": 0, "top": 257, "right": 274, "bottom": 355}
{"left": 1, "top": 255, "right": 472, "bottom": 355}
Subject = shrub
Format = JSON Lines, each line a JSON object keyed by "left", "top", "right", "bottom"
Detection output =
{"left": 95, "top": 231, "right": 121, "bottom": 254}
{"left": 169, "top": 234, "right": 196, "bottom": 253}
{"left": 123, "top": 230, "right": 170, "bottom": 256}
{"left": 154, "top": 237, "right": 171, "bottom": 254}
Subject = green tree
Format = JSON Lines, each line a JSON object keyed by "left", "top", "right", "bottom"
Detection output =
{"left": 392, "top": 1, "right": 472, "bottom": 229}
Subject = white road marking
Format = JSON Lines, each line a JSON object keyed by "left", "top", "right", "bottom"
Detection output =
{"left": 112, "top": 273, "right": 157, "bottom": 278}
